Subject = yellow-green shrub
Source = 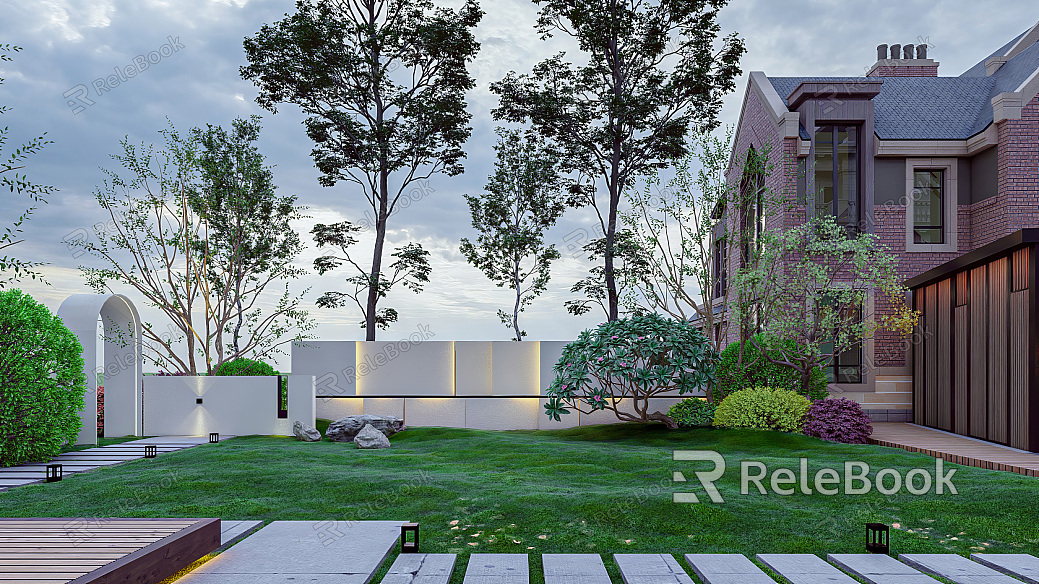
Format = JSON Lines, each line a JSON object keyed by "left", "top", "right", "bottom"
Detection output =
{"left": 712, "top": 387, "right": 810, "bottom": 433}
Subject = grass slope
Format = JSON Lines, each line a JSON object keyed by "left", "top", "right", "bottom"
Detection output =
{"left": 2, "top": 424, "right": 1036, "bottom": 583}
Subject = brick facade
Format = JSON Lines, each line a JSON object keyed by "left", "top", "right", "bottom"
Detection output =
{"left": 866, "top": 65, "right": 938, "bottom": 77}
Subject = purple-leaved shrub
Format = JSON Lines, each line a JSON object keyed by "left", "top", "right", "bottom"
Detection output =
{"left": 802, "top": 397, "right": 873, "bottom": 444}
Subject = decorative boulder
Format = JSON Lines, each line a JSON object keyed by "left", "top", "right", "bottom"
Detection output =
{"left": 326, "top": 415, "right": 405, "bottom": 442}
{"left": 354, "top": 424, "right": 391, "bottom": 449}
{"left": 293, "top": 420, "right": 321, "bottom": 442}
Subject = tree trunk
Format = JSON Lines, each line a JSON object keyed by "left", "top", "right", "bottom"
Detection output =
{"left": 366, "top": 170, "right": 389, "bottom": 341}
{"left": 604, "top": 142, "right": 621, "bottom": 322}
{"left": 512, "top": 254, "right": 522, "bottom": 341}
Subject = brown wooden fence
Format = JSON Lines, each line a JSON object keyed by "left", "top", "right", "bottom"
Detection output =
{"left": 907, "top": 229, "right": 1039, "bottom": 452}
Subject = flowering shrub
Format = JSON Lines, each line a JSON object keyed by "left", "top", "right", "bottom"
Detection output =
{"left": 712, "top": 387, "right": 810, "bottom": 433}
{"left": 97, "top": 385, "right": 104, "bottom": 436}
{"left": 802, "top": 397, "right": 873, "bottom": 444}
{"left": 667, "top": 398, "right": 715, "bottom": 427}
{"left": 544, "top": 314, "right": 717, "bottom": 428}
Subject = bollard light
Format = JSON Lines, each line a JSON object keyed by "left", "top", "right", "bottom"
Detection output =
{"left": 866, "top": 523, "right": 889, "bottom": 554}
{"left": 144, "top": 444, "right": 157, "bottom": 458}
{"left": 401, "top": 523, "right": 419, "bottom": 553}
{"left": 46, "top": 463, "right": 63, "bottom": 483}
{"left": 209, "top": 432, "right": 220, "bottom": 443}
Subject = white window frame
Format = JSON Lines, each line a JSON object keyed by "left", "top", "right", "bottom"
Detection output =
{"left": 905, "top": 158, "right": 958, "bottom": 253}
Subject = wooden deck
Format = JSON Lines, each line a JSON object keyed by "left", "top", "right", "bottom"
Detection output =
{"left": 0, "top": 518, "right": 220, "bottom": 584}
{"left": 869, "top": 422, "right": 1039, "bottom": 477}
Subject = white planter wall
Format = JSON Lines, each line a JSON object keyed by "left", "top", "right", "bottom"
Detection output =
{"left": 143, "top": 375, "right": 315, "bottom": 436}
{"left": 293, "top": 340, "right": 701, "bottom": 430}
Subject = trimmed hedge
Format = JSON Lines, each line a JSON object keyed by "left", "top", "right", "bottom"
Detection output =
{"left": 712, "top": 387, "right": 811, "bottom": 433}
{"left": 716, "top": 335, "right": 829, "bottom": 401}
{"left": 0, "top": 289, "right": 87, "bottom": 466}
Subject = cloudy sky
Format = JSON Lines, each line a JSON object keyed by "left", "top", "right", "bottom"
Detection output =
{"left": 1, "top": 0, "right": 1036, "bottom": 372}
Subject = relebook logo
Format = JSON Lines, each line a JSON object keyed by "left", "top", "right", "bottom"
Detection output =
{"left": 671, "top": 450, "right": 958, "bottom": 503}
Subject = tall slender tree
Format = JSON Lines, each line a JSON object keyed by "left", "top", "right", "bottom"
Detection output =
{"left": 241, "top": 0, "right": 483, "bottom": 339}
{"left": 491, "top": 0, "right": 744, "bottom": 321}
{"left": 460, "top": 128, "right": 571, "bottom": 341}
{"left": 0, "top": 43, "right": 56, "bottom": 287}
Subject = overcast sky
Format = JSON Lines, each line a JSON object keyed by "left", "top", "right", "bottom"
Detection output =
{"left": 1, "top": 0, "right": 1036, "bottom": 372}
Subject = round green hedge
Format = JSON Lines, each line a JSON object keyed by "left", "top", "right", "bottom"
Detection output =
{"left": 712, "top": 387, "right": 811, "bottom": 433}
{"left": 0, "top": 289, "right": 87, "bottom": 466}
{"left": 716, "top": 334, "right": 829, "bottom": 401}
{"left": 214, "top": 357, "right": 278, "bottom": 377}
{"left": 667, "top": 398, "right": 716, "bottom": 427}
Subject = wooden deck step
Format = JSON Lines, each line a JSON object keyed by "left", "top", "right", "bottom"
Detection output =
{"left": 463, "top": 554, "right": 529, "bottom": 584}
{"left": 543, "top": 554, "right": 611, "bottom": 584}
{"left": 870, "top": 422, "right": 1039, "bottom": 478}
{"left": 685, "top": 554, "right": 776, "bottom": 584}
{"left": 827, "top": 553, "right": 938, "bottom": 583}
{"left": 971, "top": 553, "right": 1039, "bottom": 583}
{"left": 382, "top": 553, "right": 457, "bottom": 584}
{"left": 899, "top": 553, "right": 1020, "bottom": 583}
{"left": 756, "top": 553, "right": 859, "bottom": 583}
{"left": 614, "top": 554, "right": 694, "bottom": 584}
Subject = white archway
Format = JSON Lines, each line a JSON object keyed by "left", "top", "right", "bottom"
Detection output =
{"left": 57, "top": 294, "right": 143, "bottom": 445}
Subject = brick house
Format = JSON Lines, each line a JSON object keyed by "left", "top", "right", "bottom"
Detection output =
{"left": 718, "top": 21, "right": 1039, "bottom": 423}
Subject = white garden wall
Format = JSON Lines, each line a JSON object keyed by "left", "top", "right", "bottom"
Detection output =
{"left": 143, "top": 375, "right": 315, "bottom": 436}
{"left": 292, "top": 341, "right": 697, "bottom": 430}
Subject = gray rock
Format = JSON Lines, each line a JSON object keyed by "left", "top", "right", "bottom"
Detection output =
{"left": 293, "top": 420, "right": 321, "bottom": 442}
{"left": 354, "top": 424, "right": 391, "bottom": 449}
{"left": 325, "top": 414, "right": 405, "bottom": 442}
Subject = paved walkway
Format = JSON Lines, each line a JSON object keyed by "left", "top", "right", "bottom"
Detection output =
{"left": 0, "top": 435, "right": 234, "bottom": 492}
{"left": 869, "top": 422, "right": 1039, "bottom": 477}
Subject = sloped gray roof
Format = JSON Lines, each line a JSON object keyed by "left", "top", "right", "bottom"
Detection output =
{"left": 764, "top": 26, "right": 1039, "bottom": 141}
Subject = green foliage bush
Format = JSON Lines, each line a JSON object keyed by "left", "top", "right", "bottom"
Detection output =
{"left": 712, "top": 387, "right": 811, "bottom": 433}
{"left": 545, "top": 313, "right": 717, "bottom": 427}
{"left": 667, "top": 398, "right": 716, "bottom": 427}
{"left": 716, "top": 334, "right": 828, "bottom": 401}
{"left": 0, "top": 290, "right": 87, "bottom": 466}
{"left": 215, "top": 357, "right": 285, "bottom": 408}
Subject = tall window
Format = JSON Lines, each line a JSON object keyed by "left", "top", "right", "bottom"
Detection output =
{"left": 814, "top": 125, "right": 859, "bottom": 232}
{"left": 912, "top": 169, "right": 944, "bottom": 243}
{"left": 712, "top": 234, "right": 727, "bottom": 298}
{"left": 740, "top": 149, "right": 766, "bottom": 266}
{"left": 818, "top": 296, "right": 863, "bottom": 384}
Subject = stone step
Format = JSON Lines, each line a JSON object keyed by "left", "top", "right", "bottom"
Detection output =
{"left": 614, "top": 554, "right": 694, "bottom": 584}
{"left": 685, "top": 553, "right": 776, "bottom": 584}
{"left": 756, "top": 553, "right": 859, "bottom": 584}
{"left": 827, "top": 553, "right": 938, "bottom": 583}
{"left": 899, "top": 554, "right": 1022, "bottom": 584}
{"left": 382, "top": 553, "right": 457, "bottom": 584}
{"left": 543, "top": 554, "right": 611, "bottom": 584}
{"left": 463, "top": 553, "right": 529, "bottom": 584}
{"left": 971, "top": 553, "right": 1039, "bottom": 583}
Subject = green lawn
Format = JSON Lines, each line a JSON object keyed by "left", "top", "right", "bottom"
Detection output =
{"left": 2, "top": 424, "right": 1036, "bottom": 584}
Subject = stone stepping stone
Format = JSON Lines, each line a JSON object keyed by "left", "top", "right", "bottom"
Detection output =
{"left": 685, "top": 554, "right": 776, "bottom": 583}
{"left": 463, "top": 554, "right": 529, "bottom": 584}
{"left": 543, "top": 554, "right": 611, "bottom": 584}
{"left": 827, "top": 554, "right": 938, "bottom": 583}
{"left": 756, "top": 554, "right": 859, "bottom": 584}
{"left": 382, "top": 553, "right": 457, "bottom": 584}
{"left": 615, "top": 554, "right": 694, "bottom": 584}
{"left": 899, "top": 554, "right": 1022, "bottom": 583}
{"left": 971, "top": 554, "right": 1039, "bottom": 583}
{"left": 175, "top": 520, "right": 403, "bottom": 583}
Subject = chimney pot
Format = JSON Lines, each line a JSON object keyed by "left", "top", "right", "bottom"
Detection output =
{"left": 889, "top": 44, "right": 901, "bottom": 60}
{"left": 916, "top": 44, "right": 927, "bottom": 59}
{"left": 877, "top": 44, "right": 889, "bottom": 61}
{"left": 903, "top": 44, "right": 914, "bottom": 59}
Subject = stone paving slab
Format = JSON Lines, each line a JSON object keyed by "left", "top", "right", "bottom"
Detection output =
{"left": 756, "top": 554, "right": 860, "bottom": 584}
{"left": 827, "top": 554, "right": 938, "bottom": 584}
{"left": 971, "top": 554, "right": 1039, "bottom": 583}
{"left": 463, "top": 554, "right": 530, "bottom": 584}
{"left": 899, "top": 554, "right": 1022, "bottom": 583}
{"left": 615, "top": 554, "right": 694, "bottom": 584}
{"left": 178, "top": 520, "right": 402, "bottom": 583}
{"left": 0, "top": 479, "right": 41, "bottom": 487}
{"left": 543, "top": 554, "right": 611, "bottom": 584}
{"left": 382, "top": 553, "right": 457, "bottom": 584}
{"left": 219, "top": 520, "right": 264, "bottom": 549}
{"left": 684, "top": 554, "right": 776, "bottom": 584}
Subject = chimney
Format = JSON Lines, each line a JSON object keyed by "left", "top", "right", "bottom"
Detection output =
{"left": 867, "top": 41, "right": 939, "bottom": 77}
